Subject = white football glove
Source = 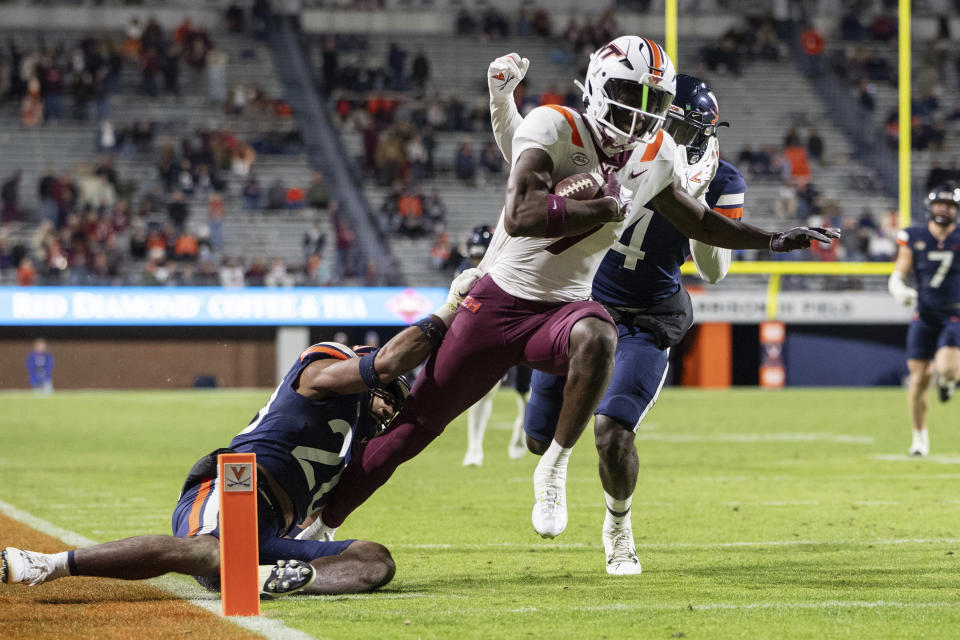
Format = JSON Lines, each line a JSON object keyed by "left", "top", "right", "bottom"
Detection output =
{"left": 487, "top": 53, "right": 530, "bottom": 104}
{"left": 439, "top": 267, "right": 483, "bottom": 315}
{"left": 888, "top": 271, "right": 917, "bottom": 307}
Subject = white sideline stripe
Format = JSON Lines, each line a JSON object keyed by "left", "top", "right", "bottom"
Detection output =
{"left": 635, "top": 432, "right": 874, "bottom": 444}
{"left": 395, "top": 537, "right": 960, "bottom": 551}
{"left": 0, "top": 499, "right": 315, "bottom": 640}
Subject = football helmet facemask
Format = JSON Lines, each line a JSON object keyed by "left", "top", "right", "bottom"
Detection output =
{"left": 578, "top": 35, "right": 677, "bottom": 153}
{"left": 353, "top": 345, "right": 412, "bottom": 440}
{"left": 663, "top": 74, "right": 729, "bottom": 164}
{"left": 926, "top": 185, "right": 960, "bottom": 226}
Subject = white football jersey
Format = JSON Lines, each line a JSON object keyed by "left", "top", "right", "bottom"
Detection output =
{"left": 481, "top": 105, "right": 676, "bottom": 303}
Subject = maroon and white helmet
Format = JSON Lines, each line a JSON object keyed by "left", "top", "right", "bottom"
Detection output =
{"left": 577, "top": 35, "right": 677, "bottom": 152}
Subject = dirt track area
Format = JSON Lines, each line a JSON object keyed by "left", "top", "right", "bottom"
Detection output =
{"left": 0, "top": 513, "right": 263, "bottom": 639}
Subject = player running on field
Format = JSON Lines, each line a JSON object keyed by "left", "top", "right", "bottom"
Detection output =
{"left": 306, "top": 35, "right": 837, "bottom": 544}
{"left": 490, "top": 59, "right": 747, "bottom": 573}
{"left": 461, "top": 224, "right": 533, "bottom": 466}
{"left": 1, "top": 270, "right": 481, "bottom": 595}
{"left": 889, "top": 185, "right": 960, "bottom": 457}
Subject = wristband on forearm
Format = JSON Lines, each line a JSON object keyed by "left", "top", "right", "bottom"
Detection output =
{"left": 414, "top": 315, "right": 446, "bottom": 350}
{"left": 545, "top": 194, "right": 567, "bottom": 237}
{"left": 358, "top": 349, "right": 382, "bottom": 389}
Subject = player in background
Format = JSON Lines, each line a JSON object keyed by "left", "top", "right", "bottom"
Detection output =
{"left": 26, "top": 337, "right": 54, "bottom": 394}
{"left": 308, "top": 36, "right": 836, "bottom": 544}
{"left": 888, "top": 186, "right": 960, "bottom": 456}
{"left": 489, "top": 56, "right": 746, "bottom": 573}
{"left": 462, "top": 224, "right": 531, "bottom": 466}
{"left": 2, "top": 270, "right": 481, "bottom": 594}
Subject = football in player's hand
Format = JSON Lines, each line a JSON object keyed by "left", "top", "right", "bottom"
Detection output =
{"left": 553, "top": 172, "right": 603, "bottom": 200}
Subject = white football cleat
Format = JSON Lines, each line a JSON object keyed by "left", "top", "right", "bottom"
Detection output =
{"left": 260, "top": 559, "right": 315, "bottom": 598}
{"left": 531, "top": 460, "right": 567, "bottom": 538}
{"left": 603, "top": 521, "right": 642, "bottom": 576}
{"left": 908, "top": 429, "right": 929, "bottom": 457}
{"left": 462, "top": 449, "right": 484, "bottom": 467}
{"left": 1, "top": 547, "right": 57, "bottom": 586}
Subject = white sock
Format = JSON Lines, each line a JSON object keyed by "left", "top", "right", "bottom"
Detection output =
{"left": 51, "top": 551, "right": 71, "bottom": 579}
{"left": 540, "top": 439, "right": 572, "bottom": 468}
{"left": 604, "top": 491, "right": 632, "bottom": 515}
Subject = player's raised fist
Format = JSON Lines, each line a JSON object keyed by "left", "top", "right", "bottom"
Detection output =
{"left": 488, "top": 53, "right": 530, "bottom": 102}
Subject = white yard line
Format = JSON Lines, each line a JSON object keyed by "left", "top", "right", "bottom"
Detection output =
{"left": 635, "top": 432, "right": 874, "bottom": 444}
{"left": 395, "top": 537, "right": 960, "bottom": 551}
{"left": 0, "top": 499, "right": 315, "bottom": 640}
{"left": 871, "top": 454, "right": 960, "bottom": 464}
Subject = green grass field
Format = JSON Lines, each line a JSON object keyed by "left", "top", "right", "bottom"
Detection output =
{"left": 2, "top": 388, "right": 959, "bottom": 639}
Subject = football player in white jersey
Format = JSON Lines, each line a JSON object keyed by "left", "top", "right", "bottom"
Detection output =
{"left": 313, "top": 36, "right": 838, "bottom": 542}
{"left": 488, "top": 53, "right": 750, "bottom": 572}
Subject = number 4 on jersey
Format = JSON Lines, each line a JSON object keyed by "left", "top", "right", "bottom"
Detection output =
{"left": 611, "top": 212, "right": 654, "bottom": 269}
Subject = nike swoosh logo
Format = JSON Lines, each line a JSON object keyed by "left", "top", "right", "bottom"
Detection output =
{"left": 629, "top": 169, "right": 648, "bottom": 179}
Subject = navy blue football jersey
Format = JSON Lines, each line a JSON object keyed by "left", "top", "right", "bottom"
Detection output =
{"left": 230, "top": 342, "right": 361, "bottom": 523}
{"left": 591, "top": 158, "right": 746, "bottom": 307}
{"left": 899, "top": 225, "right": 960, "bottom": 312}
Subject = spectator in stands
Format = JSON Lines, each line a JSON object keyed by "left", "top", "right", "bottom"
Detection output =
{"left": 265, "top": 257, "right": 294, "bottom": 288}
{"left": 225, "top": 2, "right": 246, "bottom": 32}
{"left": 455, "top": 8, "right": 477, "bottom": 35}
{"left": 2, "top": 171, "right": 21, "bottom": 222}
{"left": 208, "top": 48, "right": 228, "bottom": 103}
{"left": 16, "top": 257, "right": 35, "bottom": 286}
{"left": 174, "top": 227, "right": 199, "bottom": 263}
{"left": 285, "top": 185, "right": 306, "bottom": 210}
{"left": 859, "top": 80, "right": 876, "bottom": 112}
{"left": 304, "top": 252, "right": 333, "bottom": 286}
{"left": 320, "top": 36, "right": 338, "bottom": 93}
{"left": 98, "top": 120, "right": 117, "bottom": 152}
{"left": 245, "top": 257, "right": 268, "bottom": 286}
{"left": 397, "top": 186, "right": 426, "bottom": 237}
{"left": 267, "top": 178, "right": 287, "bottom": 210}
{"left": 231, "top": 142, "right": 256, "bottom": 177}
{"left": 168, "top": 189, "right": 190, "bottom": 230}
{"left": 515, "top": 7, "right": 533, "bottom": 37}
{"left": 482, "top": 7, "right": 509, "bottom": 39}
{"left": 242, "top": 176, "right": 262, "bottom": 210}
{"left": 386, "top": 43, "right": 406, "bottom": 91}
{"left": 140, "top": 45, "right": 160, "bottom": 97}
{"left": 429, "top": 232, "right": 452, "bottom": 271}
{"left": 869, "top": 13, "right": 896, "bottom": 42}
{"left": 807, "top": 128, "right": 824, "bottom": 163}
{"left": 840, "top": 8, "right": 863, "bottom": 41}
{"left": 303, "top": 223, "right": 326, "bottom": 257}
{"left": 531, "top": 6, "right": 552, "bottom": 37}
{"left": 454, "top": 141, "right": 477, "bottom": 185}
{"left": 799, "top": 24, "right": 825, "bottom": 74}
{"left": 423, "top": 189, "right": 447, "bottom": 232}
{"left": 21, "top": 78, "right": 43, "bottom": 128}
{"left": 219, "top": 256, "right": 244, "bottom": 287}
{"left": 252, "top": 0, "right": 271, "bottom": 39}
{"left": 410, "top": 48, "right": 429, "bottom": 95}
{"left": 306, "top": 171, "right": 330, "bottom": 210}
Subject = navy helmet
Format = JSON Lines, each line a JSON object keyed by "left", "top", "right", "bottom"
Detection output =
{"left": 466, "top": 225, "right": 494, "bottom": 260}
{"left": 926, "top": 185, "right": 960, "bottom": 226}
{"left": 663, "top": 74, "right": 728, "bottom": 164}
